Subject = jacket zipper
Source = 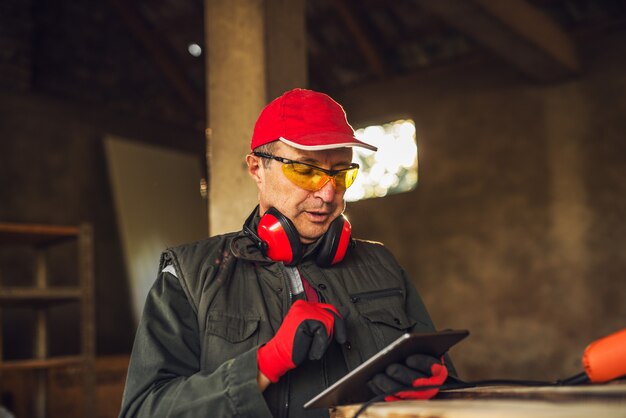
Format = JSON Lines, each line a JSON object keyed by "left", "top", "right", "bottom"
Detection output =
{"left": 280, "top": 264, "right": 291, "bottom": 418}
{"left": 282, "top": 373, "right": 290, "bottom": 418}
{"left": 350, "top": 287, "right": 403, "bottom": 303}
{"left": 322, "top": 348, "right": 329, "bottom": 395}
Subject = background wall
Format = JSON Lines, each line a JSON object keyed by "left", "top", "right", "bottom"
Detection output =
{"left": 0, "top": 93, "right": 204, "bottom": 357}
{"left": 341, "top": 30, "right": 626, "bottom": 381}
{"left": 0, "top": 0, "right": 206, "bottom": 360}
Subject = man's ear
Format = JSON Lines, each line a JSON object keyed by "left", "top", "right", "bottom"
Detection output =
{"left": 246, "top": 153, "right": 263, "bottom": 186}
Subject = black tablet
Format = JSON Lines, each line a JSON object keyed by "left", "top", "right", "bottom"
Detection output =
{"left": 303, "top": 329, "right": 469, "bottom": 409}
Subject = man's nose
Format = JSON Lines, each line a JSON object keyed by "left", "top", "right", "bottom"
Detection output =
{"left": 314, "top": 177, "right": 336, "bottom": 202}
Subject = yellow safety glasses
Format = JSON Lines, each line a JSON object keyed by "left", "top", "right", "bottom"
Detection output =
{"left": 253, "top": 152, "right": 359, "bottom": 192}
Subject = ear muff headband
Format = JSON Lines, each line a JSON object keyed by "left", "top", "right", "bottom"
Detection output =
{"left": 257, "top": 207, "right": 302, "bottom": 266}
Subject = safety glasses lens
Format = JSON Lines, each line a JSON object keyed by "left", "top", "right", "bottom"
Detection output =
{"left": 282, "top": 163, "right": 358, "bottom": 192}
{"left": 338, "top": 167, "right": 358, "bottom": 189}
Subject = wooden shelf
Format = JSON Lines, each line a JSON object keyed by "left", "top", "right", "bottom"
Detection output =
{"left": 0, "top": 221, "right": 95, "bottom": 418}
{"left": 0, "top": 223, "right": 80, "bottom": 246}
{"left": 0, "top": 355, "right": 84, "bottom": 371}
{"left": 0, "top": 287, "right": 82, "bottom": 306}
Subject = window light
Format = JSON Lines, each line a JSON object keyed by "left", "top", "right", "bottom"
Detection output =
{"left": 345, "top": 119, "right": 418, "bottom": 202}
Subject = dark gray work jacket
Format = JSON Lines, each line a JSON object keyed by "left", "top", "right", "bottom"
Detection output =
{"left": 119, "top": 212, "right": 447, "bottom": 418}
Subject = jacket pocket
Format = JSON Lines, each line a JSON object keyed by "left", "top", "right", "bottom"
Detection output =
{"left": 202, "top": 313, "right": 260, "bottom": 370}
{"left": 206, "top": 313, "right": 260, "bottom": 342}
{"left": 360, "top": 307, "right": 416, "bottom": 330}
{"left": 355, "top": 303, "right": 416, "bottom": 352}
{"left": 350, "top": 287, "right": 403, "bottom": 303}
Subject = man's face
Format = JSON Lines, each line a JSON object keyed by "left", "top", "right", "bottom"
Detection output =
{"left": 247, "top": 141, "right": 353, "bottom": 244}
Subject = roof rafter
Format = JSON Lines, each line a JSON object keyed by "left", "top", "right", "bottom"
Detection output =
{"left": 416, "top": 0, "right": 580, "bottom": 81}
{"left": 107, "top": 0, "right": 204, "bottom": 120}
{"left": 333, "top": 0, "right": 386, "bottom": 77}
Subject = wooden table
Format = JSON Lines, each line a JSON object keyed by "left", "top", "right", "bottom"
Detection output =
{"left": 330, "top": 383, "right": 626, "bottom": 418}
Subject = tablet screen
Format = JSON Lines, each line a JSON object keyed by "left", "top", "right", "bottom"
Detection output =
{"left": 304, "top": 329, "right": 469, "bottom": 409}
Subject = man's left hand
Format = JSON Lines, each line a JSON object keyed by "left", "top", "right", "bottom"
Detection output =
{"left": 367, "top": 354, "right": 448, "bottom": 401}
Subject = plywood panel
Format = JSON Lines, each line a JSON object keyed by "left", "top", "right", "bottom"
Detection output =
{"left": 105, "top": 137, "right": 207, "bottom": 322}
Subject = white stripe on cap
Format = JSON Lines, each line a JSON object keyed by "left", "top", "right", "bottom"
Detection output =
{"left": 278, "top": 137, "right": 378, "bottom": 152}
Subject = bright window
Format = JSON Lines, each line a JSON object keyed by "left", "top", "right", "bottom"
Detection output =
{"left": 345, "top": 119, "right": 418, "bottom": 202}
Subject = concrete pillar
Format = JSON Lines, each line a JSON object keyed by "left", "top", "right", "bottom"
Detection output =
{"left": 265, "top": 0, "right": 308, "bottom": 100}
{"left": 205, "top": 0, "right": 306, "bottom": 235}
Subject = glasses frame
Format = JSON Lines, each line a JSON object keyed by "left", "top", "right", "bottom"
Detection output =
{"left": 252, "top": 152, "right": 359, "bottom": 176}
{"left": 252, "top": 151, "right": 359, "bottom": 190}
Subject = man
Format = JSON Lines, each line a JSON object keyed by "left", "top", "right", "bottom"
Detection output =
{"left": 119, "top": 89, "right": 453, "bottom": 418}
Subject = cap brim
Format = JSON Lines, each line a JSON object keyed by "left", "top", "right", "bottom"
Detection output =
{"left": 279, "top": 135, "right": 378, "bottom": 152}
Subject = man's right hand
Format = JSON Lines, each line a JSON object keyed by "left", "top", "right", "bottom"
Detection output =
{"left": 257, "top": 300, "right": 347, "bottom": 383}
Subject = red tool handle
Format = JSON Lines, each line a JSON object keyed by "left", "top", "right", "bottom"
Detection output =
{"left": 583, "top": 327, "right": 626, "bottom": 383}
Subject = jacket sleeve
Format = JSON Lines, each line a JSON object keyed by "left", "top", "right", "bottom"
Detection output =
{"left": 119, "top": 270, "right": 273, "bottom": 418}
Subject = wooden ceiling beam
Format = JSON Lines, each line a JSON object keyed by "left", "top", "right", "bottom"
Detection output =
{"left": 307, "top": 25, "right": 340, "bottom": 91}
{"left": 415, "top": 0, "right": 580, "bottom": 81}
{"left": 333, "top": 0, "right": 386, "bottom": 77}
{"left": 107, "top": 0, "right": 204, "bottom": 120}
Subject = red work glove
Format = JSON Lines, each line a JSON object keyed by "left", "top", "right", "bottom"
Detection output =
{"left": 368, "top": 354, "right": 448, "bottom": 401}
{"left": 257, "top": 300, "right": 347, "bottom": 383}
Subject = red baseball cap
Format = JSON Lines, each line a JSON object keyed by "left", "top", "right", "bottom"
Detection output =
{"left": 251, "top": 88, "right": 377, "bottom": 152}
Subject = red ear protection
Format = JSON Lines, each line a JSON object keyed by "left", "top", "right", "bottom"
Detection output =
{"left": 254, "top": 207, "right": 352, "bottom": 267}
{"left": 257, "top": 207, "right": 302, "bottom": 265}
{"left": 316, "top": 214, "right": 352, "bottom": 267}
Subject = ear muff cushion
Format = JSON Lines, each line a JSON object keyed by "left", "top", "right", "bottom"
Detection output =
{"left": 331, "top": 219, "right": 352, "bottom": 265}
{"left": 258, "top": 208, "right": 302, "bottom": 265}
{"left": 316, "top": 215, "right": 351, "bottom": 268}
